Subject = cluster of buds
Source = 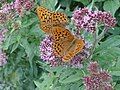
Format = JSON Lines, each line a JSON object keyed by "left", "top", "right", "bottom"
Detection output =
{"left": 83, "top": 62, "right": 113, "bottom": 90}
{"left": 72, "top": 7, "right": 116, "bottom": 33}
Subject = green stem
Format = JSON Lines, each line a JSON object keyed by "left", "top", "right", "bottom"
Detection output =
{"left": 97, "top": 27, "right": 108, "bottom": 42}
{"left": 87, "top": 23, "right": 99, "bottom": 60}
{"left": 87, "top": 0, "right": 95, "bottom": 10}
{"left": 88, "top": 27, "right": 108, "bottom": 60}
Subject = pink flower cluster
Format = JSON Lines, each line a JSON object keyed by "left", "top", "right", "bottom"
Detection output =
{"left": 0, "top": 0, "right": 33, "bottom": 14}
{"left": 40, "top": 35, "right": 57, "bottom": 66}
{"left": 14, "top": 0, "right": 33, "bottom": 13}
{"left": 72, "top": 8, "right": 116, "bottom": 33}
{"left": 40, "top": 35, "right": 90, "bottom": 67}
{"left": 83, "top": 62, "right": 113, "bottom": 90}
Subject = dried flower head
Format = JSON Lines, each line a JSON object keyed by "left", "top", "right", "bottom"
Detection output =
{"left": 83, "top": 62, "right": 113, "bottom": 90}
{"left": 0, "top": 12, "right": 7, "bottom": 24}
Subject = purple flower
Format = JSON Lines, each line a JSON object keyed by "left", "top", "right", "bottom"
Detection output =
{"left": 0, "top": 0, "right": 33, "bottom": 14}
{"left": 40, "top": 35, "right": 58, "bottom": 66}
{"left": 72, "top": 7, "right": 116, "bottom": 33}
{"left": 83, "top": 62, "right": 113, "bottom": 90}
{"left": 0, "top": 50, "right": 7, "bottom": 66}
{"left": 87, "top": 61, "right": 99, "bottom": 74}
{"left": 97, "top": 11, "right": 116, "bottom": 27}
{"left": 70, "top": 41, "right": 90, "bottom": 68}
{"left": 0, "top": 2, "right": 14, "bottom": 13}
{"left": 24, "top": 0, "right": 33, "bottom": 10}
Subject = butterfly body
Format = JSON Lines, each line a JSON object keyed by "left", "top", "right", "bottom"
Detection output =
{"left": 37, "top": 6, "right": 85, "bottom": 62}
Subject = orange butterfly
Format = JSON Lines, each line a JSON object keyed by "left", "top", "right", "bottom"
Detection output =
{"left": 36, "top": 6, "right": 85, "bottom": 62}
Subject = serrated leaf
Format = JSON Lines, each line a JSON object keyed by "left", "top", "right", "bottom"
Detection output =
{"left": 103, "top": 0, "right": 120, "bottom": 16}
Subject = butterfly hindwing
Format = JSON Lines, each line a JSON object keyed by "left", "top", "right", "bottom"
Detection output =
{"left": 52, "top": 26, "right": 85, "bottom": 62}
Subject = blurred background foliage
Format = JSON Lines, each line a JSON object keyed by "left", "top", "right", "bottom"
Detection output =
{"left": 0, "top": 0, "right": 120, "bottom": 90}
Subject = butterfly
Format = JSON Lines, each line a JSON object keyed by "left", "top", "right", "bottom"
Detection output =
{"left": 36, "top": 6, "right": 85, "bottom": 62}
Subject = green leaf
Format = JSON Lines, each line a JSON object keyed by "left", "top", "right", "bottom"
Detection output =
{"left": 41, "top": 0, "right": 58, "bottom": 11}
{"left": 108, "top": 27, "right": 120, "bottom": 35}
{"left": 115, "top": 57, "right": 120, "bottom": 69}
{"left": 95, "top": 35, "right": 120, "bottom": 54}
{"left": 70, "top": 82, "right": 83, "bottom": 90}
{"left": 20, "top": 38, "right": 34, "bottom": 69}
{"left": 20, "top": 38, "right": 34, "bottom": 59}
{"left": 103, "top": 0, "right": 120, "bottom": 16}
{"left": 94, "top": 0, "right": 105, "bottom": 2}
{"left": 115, "top": 84, "right": 120, "bottom": 90}
{"left": 34, "top": 81, "right": 42, "bottom": 89}
{"left": 73, "top": 0, "right": 89, "bottom": 5}
{"left": 110, "top": 71, "right": 120, "bottom": 76}
{"left": 3, "top": 31, "right": 20, "bottom": 50}
{"left": 59, "top": 70, "right": 83, "bottom": 84}
{"left": 59, "top": 0, "right": 72, "bottom": 7}
{"left": 10, "top": 42, "right": 19, "bottom": 53}
{"left": 21, "top": 15, "right": 38, "bottom": 28}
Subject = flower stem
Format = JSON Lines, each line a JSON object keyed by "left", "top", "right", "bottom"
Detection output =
{"left": 88, "top": 24, "right": 99, "bottom": 60}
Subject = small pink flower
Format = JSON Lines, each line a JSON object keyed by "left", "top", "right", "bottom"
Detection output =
{"left": 40, "top": 35, "right": 57, "bottom": 66}
{"left": 88, "top": 61, "right": 99, "bottom": 74}
{"left": 72, "top": 7, "right": 116, "bottom": 33}
{"left": 83, "top": 62, "right": 113, "bottom": 90}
